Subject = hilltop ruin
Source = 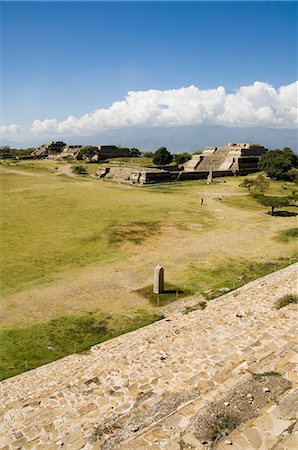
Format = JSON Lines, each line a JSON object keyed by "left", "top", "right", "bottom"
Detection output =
{"left": 98, "top": 143, "right": 268, "bottom": 185}
{"left": 184, "top": 143, "right": 268, "bottom": 172}
{"left": 31, "top": 142, "right": 131, "bottom": 160}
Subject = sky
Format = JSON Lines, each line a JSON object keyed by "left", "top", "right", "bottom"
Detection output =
{"left": 0, "top": 1, "right": 297, "bottom": 141}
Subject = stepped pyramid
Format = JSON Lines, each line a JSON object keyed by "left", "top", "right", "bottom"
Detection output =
{"left": 184, "top": 143, "right": 268, "bottom": 173}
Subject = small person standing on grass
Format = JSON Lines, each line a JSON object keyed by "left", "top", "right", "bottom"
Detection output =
{"left": 218, "top": 195, "right": 222, "bottom": 203}
{"left": 201, "top": 198, "right": 204, "bottom": 205}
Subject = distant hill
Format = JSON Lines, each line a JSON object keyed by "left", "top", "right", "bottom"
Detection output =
{"left": 1, "top": 125, "right": 297, "bottom": 152}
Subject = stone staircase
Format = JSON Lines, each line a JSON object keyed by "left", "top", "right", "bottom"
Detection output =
{"left": 218, "top": 156, "right": 235, "bottom": 171}
{"left": 184, "top": 156, "right": 203, "bottom": 172}
{"left": 0, "top": 264, "right": 297, "bottom": 449}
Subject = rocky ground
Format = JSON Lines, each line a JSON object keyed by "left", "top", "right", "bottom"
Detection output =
{"left": 0, "top": 264, "right": 297, "bottom": 449}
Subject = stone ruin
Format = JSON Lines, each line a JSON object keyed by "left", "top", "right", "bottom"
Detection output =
{"left": 184, "top": 142, "right": 268, "bottom": 173}
{"left": 31, "top": 141, "right": 67, "bottom": 158}
{"left": 31, "top": 143, "right": 132, "bottom": 161}
{"left": 96, "top": 143, "right": 268, "bottom": 185}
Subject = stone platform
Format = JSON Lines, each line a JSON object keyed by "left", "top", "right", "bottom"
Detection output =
{"left": 1, "top": 264, "right": 297, "bottom": 449}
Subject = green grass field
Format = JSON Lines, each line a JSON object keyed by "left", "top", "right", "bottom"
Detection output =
{"left": 0, "top": 163, "right": 297, "bottom": 379}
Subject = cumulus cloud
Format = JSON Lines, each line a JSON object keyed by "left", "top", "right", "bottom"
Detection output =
{"left": 12, "top": 81, "right": 298, "bottom": 136}
{"left": 0, "top": 124, "right": 24, "bottom": 134}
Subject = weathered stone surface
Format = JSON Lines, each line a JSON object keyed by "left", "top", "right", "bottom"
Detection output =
{"left": 0, "top": 264, "right": 297, "bottom": 449}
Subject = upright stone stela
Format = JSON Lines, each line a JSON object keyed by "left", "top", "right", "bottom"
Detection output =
{"left": 154, "top": 265, "right": 164, "bottom": 294}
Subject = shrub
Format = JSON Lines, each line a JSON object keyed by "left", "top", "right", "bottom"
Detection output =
{"left": 173, "top": 152, "right": 192, "bottom": 165}
{"left": 182, "top": 301, "right": 207, "bottom": 314}
{"left": 72, "top": 165, "right": 88, "bottom": 175}
{"left": 208, "top": 414, "right": 241, "bottom": 442}
{"left": 129, "top": 148, "right": 141, "bottom": 157}
{"left": 275, "top": 294, "right": 298, "bottom": 309}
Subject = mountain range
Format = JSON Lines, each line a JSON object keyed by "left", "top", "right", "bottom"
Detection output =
{"left": 1, "top": 125, "right": 297, "bottom": 153}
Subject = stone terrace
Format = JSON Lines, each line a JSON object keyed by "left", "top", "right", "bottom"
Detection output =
{"left": 1, "top": 265, "right": 297, "bottom": 449}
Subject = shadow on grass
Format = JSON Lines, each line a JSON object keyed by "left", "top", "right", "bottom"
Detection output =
{"left": 271, "top": 210, "right": 297, "bottom": 217}
{"left": 135, "top": 283, "right": 192, "bottom": 306}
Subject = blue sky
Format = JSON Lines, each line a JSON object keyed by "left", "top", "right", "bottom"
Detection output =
{"left": 1, "top": 1, "right": 297, "bottom": 138}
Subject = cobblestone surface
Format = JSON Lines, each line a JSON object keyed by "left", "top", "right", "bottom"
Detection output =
{"left": 0, "top": 264, "right": 297, "bottom": 449}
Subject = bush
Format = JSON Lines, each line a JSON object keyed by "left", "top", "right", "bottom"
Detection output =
{"left": 208, "top": 414, "right": 241, "bottom": 442}
{"left": 182, "top": 301, "right": 207, "bottom": 314}
{"left": 72, "top": 165, "right": 88, "bottom": 175}
{"left": 275, "top": 294, "right": 298, "bottom": 309}
{"left": 173, "top": 152, "right": 192, "bottom": 165}
{"left": 129, "top": 148, "right": 141, "bottom": 157}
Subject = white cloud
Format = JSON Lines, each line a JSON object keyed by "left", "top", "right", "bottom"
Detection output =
{"left": 0, "top": 124, "right": 24, "bottom": 134}
{"left": 4, "top": 81, "right": 298, "bottom": 138}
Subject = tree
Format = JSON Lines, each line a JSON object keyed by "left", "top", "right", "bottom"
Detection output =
{"left": 173, "top": 152, "right": 192, "bottom": 165}
{"left": 258, "top": 148, "right": 298, "bottom": 181}
{"left": 240, "top": 177, "right": 256, "bottom": 193}
{"left": 153, "top": 147, "right": 173, "bottom": 165}
{"left": 0, "top": 146, "right": 12, "bottom": 158}
{"left": 287, "top": 168, "right": 298, "bottom": 185}
{"left": 240, "top": 174, "right": 269, "bottom": 195}
{"left": 143, "top": 152, "right": 154, "bottom": 158}
{"left": 251, "top": 173, "right": 270, "bottom": 196}
{"left": 256, "top": 195, "right": 291, "bottom": 215}
{"left": 129, "top": 148, "right": 141, "bottom": 157}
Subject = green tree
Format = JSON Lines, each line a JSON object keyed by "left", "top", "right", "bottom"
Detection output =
{"left": 153, "top": 147, "right": 173, "bottom": 165}
{"left": 251, "top": 173, "right": 270, "bottom": 196}
{"left": 129, "top": 148, "right": 141, "bottom": 157}
{"left": 143, "top": 151, "right": 154, "bottom": 158}
{"left": 240, "top": 177, "right": 255, "bottom": 193}
{"left": 173, "top": 152, "right": 192, "bottom": 165}
{"left": 287, "top": 168, "right": 298, "bottom": 185}
{"left": 240, "top": 174, "right": 269, "bottom": 195}
{"left": 0, "top": 146, "right": 12, "bottom": 158}
{"left": 256, "top": 195, "right": 291, "bottom": 215}
{"left": 258, "top": 148, "right": 298, "bottom": 181}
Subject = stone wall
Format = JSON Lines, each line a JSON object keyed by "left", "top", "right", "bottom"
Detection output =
{"left": 99, "top": 146, "right": 131, "bottom": 159}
